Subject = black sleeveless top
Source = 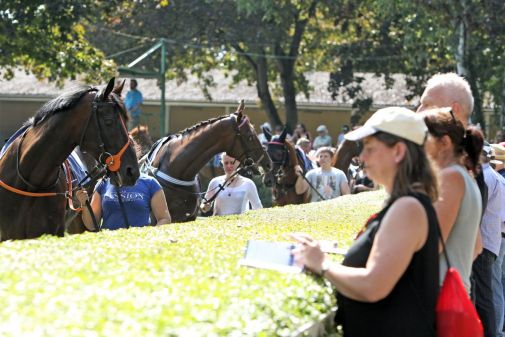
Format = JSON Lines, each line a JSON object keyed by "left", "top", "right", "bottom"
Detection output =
{"left": 336, "top": 193, "right": 439, "bottom": 337}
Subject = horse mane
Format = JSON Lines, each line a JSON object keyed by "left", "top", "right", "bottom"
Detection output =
{"left": 176, "top": 113, "right": 235, "bottom": 137}
{"left": 29, "top": 85, "right": 97, "bottom": 127}
{"left": 284, "top": 140, "right": 299, "bottom": 167}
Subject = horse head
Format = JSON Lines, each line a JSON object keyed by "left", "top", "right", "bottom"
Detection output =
{"left": 228, "top": 100, "right": 272, "bottom": 176}
{"left": 80, "top": 78, "right": 140, "bottom": 186}
{"left": 263, "top": 127, "right": 296, "bottom": 188}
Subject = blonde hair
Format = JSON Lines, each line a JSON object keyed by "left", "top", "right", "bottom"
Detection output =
{"left": 425, "top": 73, "right": 474, "bottom": 116}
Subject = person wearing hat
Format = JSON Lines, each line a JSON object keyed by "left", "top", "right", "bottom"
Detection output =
{"left": 422, "top": 108, "right": 483, "bottom": 293}
{"left": 258, "top": 122, "right": 272, "bottom": 146}
{"left": 337, "top": 124, "right": 350, "bottom": 146}
{"left": 292, "top": 107, "right": 439, "bottom": 337}
{"left": 312, "top": 124, "right": 332, "bottom": 150}
{"left": 478, "top": 141, "right": 505, "bottom": 337}
{"left": 491, "top": 143, "right": 505, "bottom": 178}
{"left": 487, "top": 143, "right": 505, "bottom": 337}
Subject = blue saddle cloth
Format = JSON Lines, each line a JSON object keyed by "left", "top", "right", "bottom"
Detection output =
{"left": 65, "top": 150, "right": 91, "bottom": 187}
{"left": 1, "top": 125, "right": 30, "bottom": 160}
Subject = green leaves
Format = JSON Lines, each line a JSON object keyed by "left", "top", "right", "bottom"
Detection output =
{"left": 1, "top": 1, "right": 117, "bottom": 84}
{"left": 0, "top": 191, "right": 384, "bottom": 336}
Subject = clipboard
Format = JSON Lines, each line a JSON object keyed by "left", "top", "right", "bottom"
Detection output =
{"left": 239, "top": 240, "right": 303, "bottom": 273}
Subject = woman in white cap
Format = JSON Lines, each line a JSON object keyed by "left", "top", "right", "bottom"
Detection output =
{"left": 312, "top": 124, "right": 332, "bottom": 150}
{"left": 292, "top": 107, "right": 439, "bottom": 337}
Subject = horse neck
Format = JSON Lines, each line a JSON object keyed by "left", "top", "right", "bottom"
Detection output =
{"left": 160, "top": 118, "right": 236, "bottom": 180}
{"left": 17, "top": 96, "right": 92, "bottom": 187}
{"left": 335, "top": 140, "right": 359, "bottom": 173}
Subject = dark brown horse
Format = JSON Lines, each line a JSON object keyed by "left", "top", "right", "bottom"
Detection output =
{"left": 263, "top": 128, "right": 310, "bottom": 206}
{"left": 129, "top": 125, "right": 153, "bottom": 158}
{"left": 263, "top": 131, "right": 361, "bottom": 206}
{"left": 0, "top": 78, "right": 140, "bottom": 240}
{"left": 143, "top": 101, "right": 272, "bottom": 222}
{"left": 334, "top": 139, "right": 361, "bottom": 177}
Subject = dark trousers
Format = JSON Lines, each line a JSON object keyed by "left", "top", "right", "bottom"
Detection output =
{"left": 472, "top": 248, "right": 497, "bottom": 337}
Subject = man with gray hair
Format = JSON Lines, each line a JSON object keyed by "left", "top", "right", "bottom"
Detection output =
{"left": 417, "top": 72, "right": 474, "bottom": 128}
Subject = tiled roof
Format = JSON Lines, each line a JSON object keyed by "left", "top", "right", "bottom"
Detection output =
{"left": 0, "top": 69, "right": 417, "bottom": 106}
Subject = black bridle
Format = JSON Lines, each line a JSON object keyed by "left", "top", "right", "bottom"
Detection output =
{"left": 226, "top": 115, "right": 267, "bottom": 174}
{"left": 266, "top": 141, "right": 296, "bottom": 196}
{"left": 267, "top": 140, "right": 326, "bottom": 200}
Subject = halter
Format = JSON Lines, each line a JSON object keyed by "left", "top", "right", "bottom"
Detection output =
{"left": 0, "top": 91, "right": 131, "bottom": 198}
{"left": 267, "top": 140, "right": 293, "bottom": 186}
{"left": 227, "top": 115, "right": 266, "bottom": 172}
{"left": 80, "top": 92, "right": 132, "bottom": 173}
{"left": 266, "top": 140, "right": 325, "bottom": 200}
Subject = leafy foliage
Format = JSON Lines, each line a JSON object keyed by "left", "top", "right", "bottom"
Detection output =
{"left": 0, "top": 191, "right": 384, "bottom": 336}
{"left": 1, "top": 1, "right": 116, "bottom": 84}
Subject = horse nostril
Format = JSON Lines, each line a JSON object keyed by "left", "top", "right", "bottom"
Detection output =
{"left": 126, "top": 165, "right": 135, "bottom": 177}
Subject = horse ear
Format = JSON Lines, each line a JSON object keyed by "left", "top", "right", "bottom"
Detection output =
{"left": 235, "top": 99, "right": 245, "bottom": 122}
{"left": 113, "top": 79, "right": 126, "bottom": 97}
{"left": 279, "top": 127, "right": 288, "bottom": 143}
{"left": 101, "top": 77, "right": 116, "bottom": 101}
{"left": 263, "top": 126, "right": 272, "bottom": 141}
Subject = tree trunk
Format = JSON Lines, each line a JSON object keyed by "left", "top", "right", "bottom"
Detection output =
{"left": 277, "top": 59, "right": 298, "bottom": 133}
{"left": 275, "top": 1, "right": 318, "bottom": 133}
{"left": 256, "top": 56, "right": 282, "bottom": 127}
{"left": 233, "top": 43, "right": 282, "bottom": 127}
{"left": 454, "top": 1, "right": 485, "bottom": 129}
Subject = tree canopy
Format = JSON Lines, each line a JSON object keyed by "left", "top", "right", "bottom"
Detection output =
{"left": 1, "top": 1, "right": 115, "bottom": 84}
{"left": 5, "top": 0, "right": 505, "bottom": 136}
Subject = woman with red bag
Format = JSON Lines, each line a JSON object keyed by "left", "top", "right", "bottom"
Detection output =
{"left": 292, "top": 107, "right": 440, "bottom": 337}
{"left": 423, "top": 108, "right": 483, "bottom": 291}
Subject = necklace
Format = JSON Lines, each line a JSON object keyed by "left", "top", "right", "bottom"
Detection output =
{"left": 227, "top": 176, "right": 237, "bottom": 196}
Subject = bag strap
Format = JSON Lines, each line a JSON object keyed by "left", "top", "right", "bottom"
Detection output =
{"left": 435, "top": 217, "right": 452, "bottom": 269}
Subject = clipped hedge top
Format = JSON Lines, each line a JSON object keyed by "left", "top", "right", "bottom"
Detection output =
{"left": 0, "top": 191, "right": 384, "bottom": 337}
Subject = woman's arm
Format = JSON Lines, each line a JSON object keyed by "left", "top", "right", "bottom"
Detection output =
{"left": 293, "top": 196, "right": 429, "bottom": 302}
{"left": 76, "top": 189, "right": 102, "bottom": 231}
{"left": 150, "top": 189, "right": 171, "bottom": 226}
{"left": 434, "top": 167, "right": 464, "bottom": 245}
{"left": 200, "top": 178, "right": 218, "bottom": 213}
{"left": 247, "top": 180, "right": 263, "bottom": 210}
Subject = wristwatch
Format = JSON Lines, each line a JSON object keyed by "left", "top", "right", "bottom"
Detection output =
{"left": 320, "top": 261, "right": 331, "bottom": 277}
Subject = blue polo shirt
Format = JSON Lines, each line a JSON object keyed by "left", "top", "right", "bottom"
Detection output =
{"left": 96, "top": 174, "right": 161, "bottom": 230}
{"left": 124, "top": 89, "right": 143, "bottom": 117}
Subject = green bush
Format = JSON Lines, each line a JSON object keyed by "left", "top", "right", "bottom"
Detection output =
{"left": 0, "top": 191, "right": 384, "bottom": 336}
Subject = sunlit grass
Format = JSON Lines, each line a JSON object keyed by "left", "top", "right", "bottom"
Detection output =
{"left": 0, "top": 191, "right": 384, "bottom": 336}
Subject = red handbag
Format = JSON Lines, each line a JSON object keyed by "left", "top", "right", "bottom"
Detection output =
{"left": 436, "top": 226, "right": 483, "bottom": 337}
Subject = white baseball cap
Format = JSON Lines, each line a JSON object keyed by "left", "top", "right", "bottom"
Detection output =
{"left": 345, "top": 107, "right": 427, "bottom": 145}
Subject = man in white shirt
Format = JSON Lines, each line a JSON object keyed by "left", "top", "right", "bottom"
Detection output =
{"left": 294, "top": 147, "right": 349, "bottom": 202}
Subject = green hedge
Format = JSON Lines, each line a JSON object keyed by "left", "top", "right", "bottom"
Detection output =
{"left": 0, "top": 191, "right": 384, "bottom": 337}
